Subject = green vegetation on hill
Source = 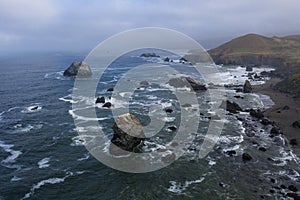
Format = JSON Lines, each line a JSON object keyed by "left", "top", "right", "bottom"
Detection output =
{"left": 208, "top": 33, "right": 300, "bottom": 68}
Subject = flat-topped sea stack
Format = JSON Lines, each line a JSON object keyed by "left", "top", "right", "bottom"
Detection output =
{"left": 63, "top": 61, "right": 92, "bottom": 78}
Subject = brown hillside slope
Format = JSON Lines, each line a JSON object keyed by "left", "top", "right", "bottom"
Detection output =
{"left": 208, "top": 33, "right": 300, "bottom": 68}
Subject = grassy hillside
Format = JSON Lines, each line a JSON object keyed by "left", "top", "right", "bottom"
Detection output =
{"left": 208, "top": 34, "right": 300, "bottom": 68}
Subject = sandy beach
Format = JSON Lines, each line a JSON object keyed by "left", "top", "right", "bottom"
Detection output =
{"left": 253, "top": 78, "right": 300, "bottom": 155}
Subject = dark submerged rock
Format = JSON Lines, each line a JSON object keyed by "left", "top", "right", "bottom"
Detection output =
{"left": 107, "top": 88, "right": 114, "bottom": 92}
{"left": 63, "top": 61, "right": 92, "bottom": 78}
{"left": 96, "top": 96, "right": 105, "bottom": 104}
{"left": 165, "top": 108, "right": 173, "bottom": 113}
{"left": 242, "top": 152, "right": 253, "bottom": 161}
{"left": 167, "top": 126, "right": 177, "bottom": 132}
{"left": 111, "top": 113, "right": 145, "bottom": 152}
{"left": 292, "top": 120, "right": 300, "bottom": 128}
{"left": 249, "top": 109, "right": 264, "bottom": 119}
{"left": 290, "top": 139, "right": 298, "bottom": 146}
{"left": 30, "top": 106, "right": 39, "bottom": 111}
{"left": 243, "top": 80, "right": 252, "bottom": 93}
{"left": 102, "top": 102, "right": 112, "bottom": 108}
{"left": 163, "top": 57, "right": 170, "bottom": 62}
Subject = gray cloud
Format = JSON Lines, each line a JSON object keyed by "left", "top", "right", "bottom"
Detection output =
{"left": 1, "top": 0, "right": 300, "bottom": 54}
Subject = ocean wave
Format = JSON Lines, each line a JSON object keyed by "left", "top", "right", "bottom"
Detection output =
{"left": 68, "top": 109, "right": 109, "bottom": 121}
{"left": 0, "top": 140, "right": 22, "bottom": 169}
{"left": 168, "top": 177, "right": 205, "bottom": 194}
{"left": 13, "top": 123, "right": 43, "bottom": 133}
{"left": 21, "top": 173, "right": 72, "bottom": 200}
{"left": 44, "top": 71, "right": 68, "bottom": 80}
{"left": 37, "top": 157, "right": 50, "bottom": 169}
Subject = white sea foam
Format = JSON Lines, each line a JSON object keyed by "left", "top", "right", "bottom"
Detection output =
{"left": 13, "top": 123, "right": 43, "bottom": 133}
{"left": 77, "top": 153, "right": 90, "bottom": 161}
{"left": 44, "top": 71, "right": 67, "bottom": 80}
{"left": 59, "top": 95, "right": 77, "bottom": 104}
{"left": 22, "top": 175, "right": 70, "bottom": 200}
{"left": 168, "top": 177, "right": 205, "bottom": 194}
{"left": 11, "top": 176, "right": 22, "bottom": 182}
{"left": 0, "top": 140, "right": 22, "bottom": 164}
{"left": 68, "top": 109, "right": 109, "bottom": 121}
{"left": 38, "top": 157, "right": 50, "bottom": 169}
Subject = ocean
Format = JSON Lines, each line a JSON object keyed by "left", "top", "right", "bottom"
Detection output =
{"left": 0, "top": 51, "right": 299, "bottom": 200}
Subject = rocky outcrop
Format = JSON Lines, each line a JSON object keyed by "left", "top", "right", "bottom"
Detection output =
{"left": 243, "top": 80, "right": 252, "bottom": 93}
{"left": 96, "top": 96, "right": 105, "bottom": 104}
{"left": 63, "top": 61, "right": 92, "bottom": 78}
{"left": 168, "top": 76, "right": 207, "bottom": 91}
{"left": 140, "top": 53, "right": 160, "bottom": 57}
{"left": 246, "top": 66, "right": 253, "bottom": 72}
{"left": 220, "top": 100, "right": 243, "bottom": 114}
{"left": 102, "top": 102, "right": 112, "bottom": 108}
{"left": 111, "top": 113, "right": 145, "bottom": 151}
{"left": 242, "top": 152, "right": 253, "bottom": 161}
{"left": 249, "top": 109, "right": 264, "bottom": 119}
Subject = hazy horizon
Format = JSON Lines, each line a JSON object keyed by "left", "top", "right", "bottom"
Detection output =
{"left": 1, "top": 0, "right": 300, "bottom": 55}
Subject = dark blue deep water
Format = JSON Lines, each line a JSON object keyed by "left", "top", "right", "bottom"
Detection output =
{"left": 0, "top": 52, "right": 300, "bottom": 200}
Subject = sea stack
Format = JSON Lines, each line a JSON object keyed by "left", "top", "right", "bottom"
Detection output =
{"left": 63, "top": 61, "right": 92, "bottom": 78}
{"left": 110, "top": 113, "right": 145, "bottom": 152}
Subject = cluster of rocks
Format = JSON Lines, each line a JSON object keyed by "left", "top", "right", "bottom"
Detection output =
{"left": 140, "top": 53, "right": 160, "bottom": 58}
{"left": 95, "top": 88, "right": 114, "bottom": 108}
{"left": 163, "top": 57, "right": 190, "bottom": 64}
{"left": 168, "top": 76, "right": 207, "bottom": 91}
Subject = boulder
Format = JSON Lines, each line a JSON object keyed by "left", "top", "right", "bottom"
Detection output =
{"left": 261, "top": 118, "right": 272, "bottom": 125}
{"left": 168, "top": 76, "right": 207, "bottom": 91}
{"left": 270, "top": 127, "right": 281, "bottom": 135}
{"left": 243, "top": 80, "right": 252, "bottom": 93}
{"left": 163, "top": 57, "right": 170, "bottom": 62}
{"left": 220, "top": 100, "right": 243, "bottom": 114}
{"left": 63, "top": 61, "right": 92, "bottom": 78}
{"left": 246, "top": 66, "right": 253, "bottom": 71}
{"left": 165, "top": 108, "right": 173, "bottom": 113}
{"left": 30, "top": 106, "right": 39, "bottom": 111}
{"left": 242, "top": 152, "right": 253, "bottom": 161}
{"left": 111, "top": 113, "right": 145, "bottom": 151}
{"left": 139, "top": 81, "right": 149, "bottom": 86}
{"left": 290, "top": 139, "right": 298, "bottom": 146}
{"left": 249, "top": 109, "right": 264, "bottom": 119}
{"left": 140, "top": 53, "right": 160, "bottom": 57}
{"left": 96, "top": 96, "right": 105, "bottom": 104}
{"left": 102, "top": 102, "right": 112, "bottom": 108}
{"left": 292, "top": 120, "right": 300, "bottom": 128}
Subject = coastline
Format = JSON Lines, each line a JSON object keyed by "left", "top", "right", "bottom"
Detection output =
{"left": 253, "top": 78, "right": 300, "bottom": 155}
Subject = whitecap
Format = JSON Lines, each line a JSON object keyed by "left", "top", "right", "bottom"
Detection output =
{"left": 168, "top": 177, "right": 205, "bottom": 194}
{"left": 77, "top": 153, "right": 90, "bottom": 161}
{"left": 22, "top": 176, "right": 67, "bottom": 199}
{"left": 44, "top": 71, "right": 67, "bottom": 80}
{"left": 0, "top": 140, "right": 22, "bottom": 164}
{"left": 11, "top": 176, "right": 22, "bottom": 182}
{"left": 68, "top": 110, "right": 109, "bottom": 121}
{"left": 38, "top": 157, "right": 50, "bottom": 169}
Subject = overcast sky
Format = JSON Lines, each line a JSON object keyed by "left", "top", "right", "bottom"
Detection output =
{"left": 1, "top": 0, "right": 300, "bottom": 54}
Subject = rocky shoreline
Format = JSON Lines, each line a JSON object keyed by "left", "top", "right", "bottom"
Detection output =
{"left": 253, "top": 77, "right": 300, "bottom": 155}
